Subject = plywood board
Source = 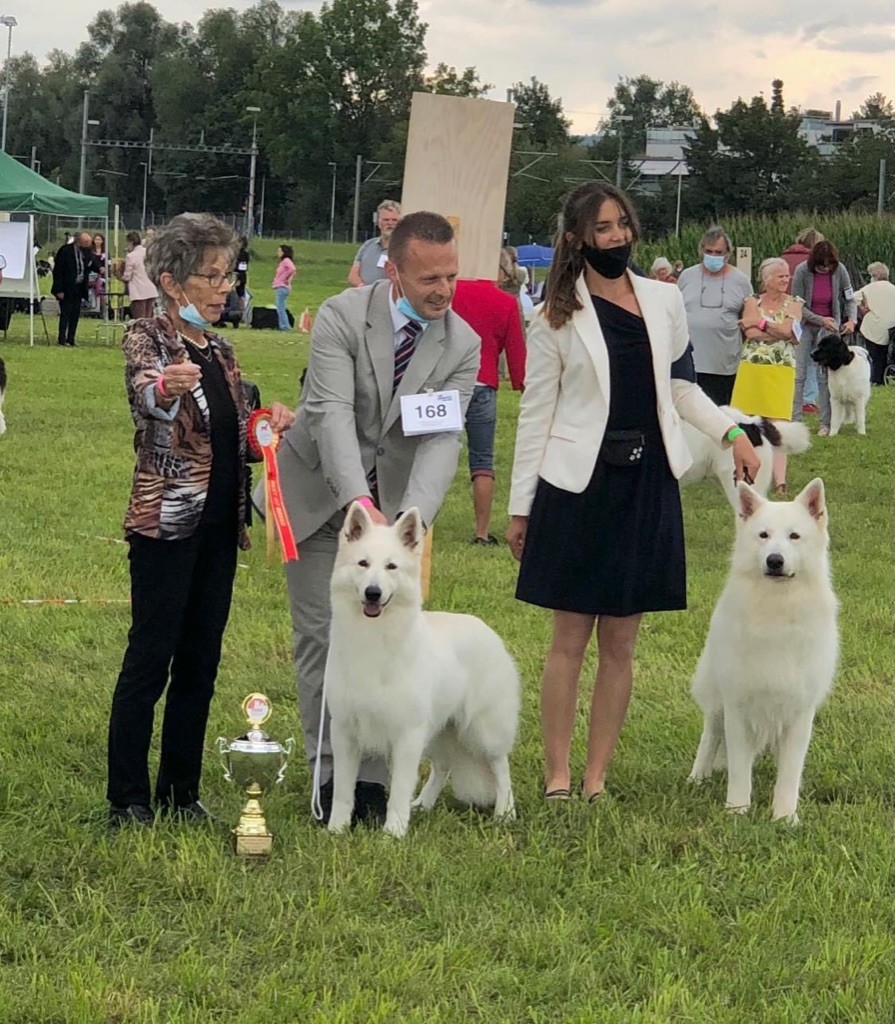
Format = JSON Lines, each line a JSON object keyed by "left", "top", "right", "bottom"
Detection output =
{"left": 401, "top": 93, "right": 515, "bottom": 281}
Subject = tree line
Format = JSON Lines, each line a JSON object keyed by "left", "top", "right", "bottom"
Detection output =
{"left": 4, "top": 0, "right": 893, "bottom": 240}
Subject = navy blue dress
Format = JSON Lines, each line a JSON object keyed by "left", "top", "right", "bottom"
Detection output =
{"left": 515, "top": 296, "right": 687, "bottom": 617}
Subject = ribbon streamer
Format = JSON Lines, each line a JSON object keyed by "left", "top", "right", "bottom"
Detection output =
{"left": 248, "top": 409, "right": 299, "bottom": 564}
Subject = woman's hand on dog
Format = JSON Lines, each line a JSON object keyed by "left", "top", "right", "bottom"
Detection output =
{"left": 506, "top": 516, "right": 527, "bottom": 562}
{"left": 731, "top": 435, "right": 761, "bottom": 485}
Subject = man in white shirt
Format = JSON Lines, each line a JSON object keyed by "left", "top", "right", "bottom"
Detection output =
{"left": 853, "top": 262, "right": 895, "bottom": 385}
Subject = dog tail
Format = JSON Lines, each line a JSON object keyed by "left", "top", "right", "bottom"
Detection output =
{"left": 449, "top": 754, "right": 497, "bottom": 808}
{"left": 773, "top": 419, "right": 811, "bottom": 455}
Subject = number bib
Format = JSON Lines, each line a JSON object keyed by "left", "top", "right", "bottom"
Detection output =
{"left": 400, "top": 390, "right": 463, "bottom": 436}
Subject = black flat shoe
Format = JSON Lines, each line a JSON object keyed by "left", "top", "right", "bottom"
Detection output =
{"left": 108, "top": 803, "right": 154, "bottom": 828}
{"left": 544, "top": 786, "right": 571, "bottom": 802}
{"left": 580, "top": 782, "right": 604, "bottom": 804}
{"left": 354, "top": 781, "right": 388, "bottom": 826}
{"left": 159, "top": 800, "right": 216, "bottom": 823}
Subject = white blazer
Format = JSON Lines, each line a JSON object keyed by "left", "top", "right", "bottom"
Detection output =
{"left": 508, "top": 271, "right": 737, "bottom": 517}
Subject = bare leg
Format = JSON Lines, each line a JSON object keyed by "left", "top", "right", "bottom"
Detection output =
{"left": 773, "top": 450, "right": 787, "bottom": 492}
{"left": 540, "top": 610, "right": 596, "bottom": 794}
{"left": 583, "top": 614, "right": 643, "bottom": 797}
{"left": 472, "top": 474, "right": 495, "bottom": 540}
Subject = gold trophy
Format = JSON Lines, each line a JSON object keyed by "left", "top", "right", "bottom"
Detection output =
{"left": 216, "top": 694, "right": 294, "bottom": 856}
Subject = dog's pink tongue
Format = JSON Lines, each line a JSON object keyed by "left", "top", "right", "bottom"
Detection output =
{"left": 363, "top": 602, "right": 382, "bottom": 618}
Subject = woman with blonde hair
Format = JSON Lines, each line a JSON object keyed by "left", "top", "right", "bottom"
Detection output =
{"left": 736, "top": 256, "right": 803, "bottom": 492}
{"left": 506, "top": 181, "right": 759, "bottom": 803}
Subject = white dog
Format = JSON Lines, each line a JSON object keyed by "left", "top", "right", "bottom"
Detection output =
{"left": 680, "top": 406, "right": 810, "bottom": 507}
{"left": 810, "top": 334, "right": 871, "bottom": 436}
{"left": 0, "top": 356, "right": 6, "bottom": 435}
{"left": 325, "top": 503, "right": 519, "bottom": 838}
{"left": 689, "top": 479, "right": 838, "bottom": 822}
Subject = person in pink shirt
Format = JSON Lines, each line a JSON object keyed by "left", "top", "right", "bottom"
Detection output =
{"left": 451, "top": 277, "right": 527, "bottom": 545}
{"left": 272, "top": 244, "right": 297, "bottom": 330}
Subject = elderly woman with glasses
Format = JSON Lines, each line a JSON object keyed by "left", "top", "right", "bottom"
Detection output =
{"left": 106, "top": 213, "right": 295, "bottom": 829}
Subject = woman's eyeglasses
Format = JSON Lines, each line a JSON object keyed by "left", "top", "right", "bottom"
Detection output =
{"left": 190, "top": 271, "right": 237, "bottom": 288}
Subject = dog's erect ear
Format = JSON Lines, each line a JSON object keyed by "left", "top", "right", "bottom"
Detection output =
{"left": 394, "top": 507, "right": 423, "bottom": 551}
{"left": 344, "top": 501, "right": 373, "bottom": 542}
{"left": 737, "top": 481, "right": 765, "bottom": 520}
{"left": 795, "top": 477, "right": 826, "bottom": 522}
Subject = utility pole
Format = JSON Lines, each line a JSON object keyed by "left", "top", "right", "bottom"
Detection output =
{"left": 352, "top": 154, "right": 362, "bottom": 244}
{"left": 245, "top": 106, "right": 261, "bottom": 240}
{"left": 0, "top": 16, "right": 16, "bottom": 153}
{"left": 78, "top": 91, "right": 90, "bottom": 197}
{"left": 614, "top": 114, "right": 633, "bottom": 188}
{"left": 878, "top": 158, "right": 887, "bottom": 216}
{"left": 140, "top": 128, "right": 154, "bottom": 233}
{"left": 328, "top": 161, "right": 337, "bottom": 243}
{"left": 258, "top": 174, "right": 266, "bottom": 238}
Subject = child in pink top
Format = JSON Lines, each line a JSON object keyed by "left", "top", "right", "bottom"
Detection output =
{"left": 272, "top": 244, "right": 297, "bottom": 330}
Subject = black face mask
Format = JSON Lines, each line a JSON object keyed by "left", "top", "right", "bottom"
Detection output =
{"left": 580, "top": 241, "right": 632, "bottom": 280}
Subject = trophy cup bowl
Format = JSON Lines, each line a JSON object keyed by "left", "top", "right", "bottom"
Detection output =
{"left": 217, "top": 693, "right": 294, "bottom": 857}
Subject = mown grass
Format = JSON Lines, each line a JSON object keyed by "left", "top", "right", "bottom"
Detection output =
{"left": 0, "top": 241, "right": 892, "bottom": 1022}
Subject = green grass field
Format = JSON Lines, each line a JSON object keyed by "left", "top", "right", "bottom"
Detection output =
{"left": 0, "top": 241, "right": 892, "bottom": 1022}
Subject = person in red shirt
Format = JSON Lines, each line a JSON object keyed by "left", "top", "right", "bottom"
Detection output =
{"left": 451, "top": 277, "right": 527, "bottom": 545}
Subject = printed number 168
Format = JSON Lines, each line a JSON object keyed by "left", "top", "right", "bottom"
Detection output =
{"left": 415, "top": 404, "right": 447, "bottom": 419}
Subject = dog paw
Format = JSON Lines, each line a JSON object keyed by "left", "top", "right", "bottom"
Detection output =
{"left": 687, "top": 771, "right": 710, "bottom": 785}
{"left": 725, "top": 803, "right": 750, "bottom": 815}
{"left": 772, "top": 810, "right": 800, "bottom": 826}
{"left": 383, "top": 819, "right": 408, "bottom": 839}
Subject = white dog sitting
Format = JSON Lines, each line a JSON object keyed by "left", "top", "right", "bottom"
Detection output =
{"left": 680, "top": 406, "right": 810, "bottom": 507}
{"left": 688, "top": 479, "right": 838, "bottom": 822}
{"left": 810, "top": 333, "right": 871, "bottom": 436}
{"left": 324, "top": 503, "right": 520, "bottom": 838}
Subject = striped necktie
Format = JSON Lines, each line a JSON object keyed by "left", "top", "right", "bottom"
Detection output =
{"left": 393, "top": 320, "right": 422, "bottom": 392}
{"left": 368, "top": 320, "right": 424, "bottom": 495}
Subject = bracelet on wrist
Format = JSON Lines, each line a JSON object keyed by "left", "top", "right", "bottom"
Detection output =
{"left": 726, "top": 426, "right": 745, "bottom": 442}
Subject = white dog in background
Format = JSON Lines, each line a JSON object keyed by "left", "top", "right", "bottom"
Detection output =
{"left": 680, "top": 406, "right": 810, "bottom": 508}
{"left": 325, "top": 503, "right": 520, "bottom": 838}
{"left": 810, "top": 333, "right": 871, "bottom": 436}
{"left": 689, "top": 479, "right": 838, "bottom": 822}
{"left": 0, "top": 356, "right": 6, "bottom": 435}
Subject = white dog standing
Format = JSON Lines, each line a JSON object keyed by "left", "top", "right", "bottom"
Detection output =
{"left": 811, "top": 333, "right": 871, "bottom": 436}
{"left": 689, "top": 479, "right": 838, "bottom": 822}
{"left": 325, "top": 503, "right": 519, "bottom": 838}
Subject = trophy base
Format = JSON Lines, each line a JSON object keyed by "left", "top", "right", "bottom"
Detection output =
{"left": 231, "top": 829, "right": 273, "bottom": 857}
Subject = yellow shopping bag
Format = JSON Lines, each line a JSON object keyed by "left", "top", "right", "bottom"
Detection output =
{"left": 730, "top": 361, "right": 795, "bottom": 420}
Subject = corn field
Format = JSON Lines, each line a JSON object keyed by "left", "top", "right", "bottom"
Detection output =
{"left": 639, "top": 212, "right": 895, "bottom": 286}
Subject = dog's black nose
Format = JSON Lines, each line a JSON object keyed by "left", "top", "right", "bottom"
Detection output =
{"left": 766, "top": 553, "right": 785, "bottom": 573}
{"left": 364, "top": 585, "right": 382, "bottom": 603}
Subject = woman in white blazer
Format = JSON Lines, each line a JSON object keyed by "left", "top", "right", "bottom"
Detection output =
{"left": 506, "top": 182, "right": 759, "bottom": 803}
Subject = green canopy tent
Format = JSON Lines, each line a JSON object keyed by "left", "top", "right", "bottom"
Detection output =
{"left": 0, "top": 151, "right": 109, "bottom": 344}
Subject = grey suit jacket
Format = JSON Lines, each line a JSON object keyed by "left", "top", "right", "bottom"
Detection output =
{"left": 277, "top": 280, "right": 481, "bottom": 543}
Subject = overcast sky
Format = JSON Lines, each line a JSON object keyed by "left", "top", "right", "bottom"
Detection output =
{"left": 13, "top": 0, "right": 895, "bottom": 134}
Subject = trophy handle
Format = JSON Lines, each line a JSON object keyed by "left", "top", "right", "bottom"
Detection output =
{"left": 215, "top": 736, "right": 233, "bottom": 782}
{"left": 276, "top": 738, "right": 295, "bottom": 785}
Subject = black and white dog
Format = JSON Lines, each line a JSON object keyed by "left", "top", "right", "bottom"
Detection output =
{"left": 811, "top": 332, "right": 871, "bottom": 436}
{"left": 0, "top": 357, "right": 6, "bottom": 435}
{"left": 681, "top": 406, "right": 810, "bottom": 508}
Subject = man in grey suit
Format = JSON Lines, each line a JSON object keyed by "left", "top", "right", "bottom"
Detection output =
{"left": 275, "top": 211, "right": 481, "bottom": 824}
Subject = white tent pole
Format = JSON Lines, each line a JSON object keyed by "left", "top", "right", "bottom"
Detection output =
{"left": 102, "top": 215, "right": 110, "bottom": 345}
{"left": 28, "top": 213, "right": 34, "bottom": 347}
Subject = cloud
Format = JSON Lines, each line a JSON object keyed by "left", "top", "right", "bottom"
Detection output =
{"left": 838, "top": 75, "right": 879, "bottom": 93}
{"left": 816, "top": 29, "right": 895, "bottom": 53}
{"left": 751, "top": 49, "right": 767, "bottom": 59}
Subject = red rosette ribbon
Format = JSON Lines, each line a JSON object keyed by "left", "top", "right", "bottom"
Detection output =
{"left": 247, "top": 408, "right": 299, "bottom": 563}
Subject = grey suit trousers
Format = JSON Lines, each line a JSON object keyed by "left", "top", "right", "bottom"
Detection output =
{"left": 284, "top": 510, "right": 389, "bottom": 788}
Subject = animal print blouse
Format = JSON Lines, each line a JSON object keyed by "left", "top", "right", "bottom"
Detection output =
{"left": 122, "top": 312, "right": 250, "bottom": 548}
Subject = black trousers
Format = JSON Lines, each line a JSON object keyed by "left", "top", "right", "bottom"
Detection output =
{"left": 696, "top": 372, "right": 736, "bottom": 407}
{"left": 57, "top": 292, "right": 82, "bottom": 344}
{"left": 107, "top": 523, "right": 237, "bottom": 807}
{"left": 865, "top": 336, "right": 888, "bottom": 385}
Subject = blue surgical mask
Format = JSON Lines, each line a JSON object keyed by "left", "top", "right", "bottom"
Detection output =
{"left": 703, "top": 254, "right": 726, "bottom": 273}
{"left": 394, "top": 273, "right": 432, "bottom": 328}
{"left": 178, "top": 291, "right": 212, "bottom": 329}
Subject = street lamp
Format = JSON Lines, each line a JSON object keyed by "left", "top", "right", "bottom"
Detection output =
{"left": 328, "top": 161, "right": 337, "bottom": 243}
{"left": 245, "top": 106, "right": 260, "bottom": 240}
{"left": 0, "top": 15, "right": 16, "bottom": 153}
{"left": 613, "top": 113, "right": 633, "bottom": 188}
